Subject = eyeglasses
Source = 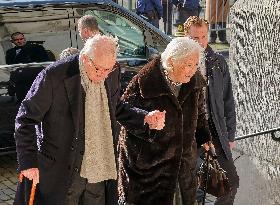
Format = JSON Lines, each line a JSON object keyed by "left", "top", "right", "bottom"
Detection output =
{"left": 87, "top": 56, "right": 115, "bottom": 73}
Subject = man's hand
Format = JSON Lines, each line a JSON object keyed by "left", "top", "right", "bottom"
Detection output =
{"left": 144, "top": 110, "right": 166, "bottom": 130}
{"left": 229, "top": 141, "right": 236, "bottom": 150}
{"left": 21, "top": 168, "right": 39, "bottom": 185}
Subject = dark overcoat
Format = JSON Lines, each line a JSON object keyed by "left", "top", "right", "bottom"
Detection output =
{"left": 6, "top": 42, "right": 49, "bottom": 65}
{"left": 14, "top": 54, "right": 122, "bottom": 204}
{"left": 205, "top": 46, "right": 236, "bottom": 159}
{"left": 118, "top": 58, "right": 210, "bottom": 205}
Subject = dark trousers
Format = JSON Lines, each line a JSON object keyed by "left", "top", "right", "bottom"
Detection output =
{"left": 212, "top": 137, "right": 239, "bottom": 205}
{"left": 149, "top": 18, "right": 159, "bottom": 28}
{"left": 210, "top": 22, "right": 227, "bottom": 42}
{"left": 65, "top": 174, "right": 105, "bottom": 205}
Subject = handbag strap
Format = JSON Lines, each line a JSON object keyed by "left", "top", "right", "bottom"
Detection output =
{"left": 202, "top": 66, "right": 217, "bottom": 205}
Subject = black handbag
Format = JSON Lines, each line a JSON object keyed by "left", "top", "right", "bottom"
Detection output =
{"left": 197, "top": 148, "right": 231, "bottom": 198}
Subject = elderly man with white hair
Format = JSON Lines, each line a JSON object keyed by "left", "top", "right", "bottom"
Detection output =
{"left": 118, "top": 37, "right": 211, "bottom": 205}
{"left": 14, "top": 34, "right": 164, "bottom": 205}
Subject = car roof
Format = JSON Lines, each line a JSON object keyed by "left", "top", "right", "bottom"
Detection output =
{"left": 0, "top": 0, "right": 113, "bottom": 8}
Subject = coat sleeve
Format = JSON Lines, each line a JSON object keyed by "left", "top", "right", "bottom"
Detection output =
{"left": 136, "top": 0, "right": 145, "bottom": 14}
{"left": 116, "top": 75, "right": 154, "bottom": 139}
{"left": 221, "top": 58, "right": 236, "bottom": 142}
{"left": 5, "top": 49, "right": 14, "bottom": 65}
{"left": 34, "top": 45, "right": 50, "bottom": 62}
{"left": 195, "top": 88, "right": 211, "bottom": 146}
{"left": 15, "top": 67, "right": 53, "bottom": 172}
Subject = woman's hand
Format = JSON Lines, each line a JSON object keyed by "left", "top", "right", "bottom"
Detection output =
{"left": 144, "top": 110, "right": 166, "bottom": 130}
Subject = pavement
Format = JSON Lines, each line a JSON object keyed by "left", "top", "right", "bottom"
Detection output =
{"left": 0, "top": 153, "right": 17, "bottom": 205}
{"left": 0, "top": 153, "right": 217, "bottom": 204}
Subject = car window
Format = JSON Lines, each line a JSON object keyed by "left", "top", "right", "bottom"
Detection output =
{"left": 83, "top": 10, "right": 146, "bottom": 60}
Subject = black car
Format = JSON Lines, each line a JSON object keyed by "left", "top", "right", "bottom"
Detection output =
{"left": 0, "top": 0, "right": 171, "bottom": 155}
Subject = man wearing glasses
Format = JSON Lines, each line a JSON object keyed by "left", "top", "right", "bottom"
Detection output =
{"left": 14, "top": 34, "right": 165, "bottom": 205}
{"left": 5, "top": 32, "right": 49, "bottom": 64}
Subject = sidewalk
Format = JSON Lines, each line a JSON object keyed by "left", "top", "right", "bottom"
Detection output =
{"left": 0, "top": 154, "right": 17, "bottom": 205}
{"left": 0, "top": 153, "right": 218, "bottom": 205}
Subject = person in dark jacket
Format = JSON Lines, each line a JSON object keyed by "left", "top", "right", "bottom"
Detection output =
{"left": 14, "top": 35, "right": 163, "bottom": 205}
{"left": 136, "top": 0, "right": 163, "bottom": 28}
{"left": 5, "top": 32, "right": 49, "bottom": 64}
{"left": 172, "top": 0, "right": 200, "bottom": 27}
{"left": 184, "top": 16, "right": 239, "bottom": 205}
{"left": 117, "top": 37, "right": 211, "bottom": 205}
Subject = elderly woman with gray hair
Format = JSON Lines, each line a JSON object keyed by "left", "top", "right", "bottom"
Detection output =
{"left": 117, "top": 37, "right": 211, "bottom": 205}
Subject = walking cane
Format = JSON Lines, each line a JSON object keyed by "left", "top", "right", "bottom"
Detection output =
{"left": 19, "top": 173, "right": 36, "bottom": 205}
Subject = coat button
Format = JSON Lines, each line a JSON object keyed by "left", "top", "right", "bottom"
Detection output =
{"left": 74, "top": 167, "right": 79, "bottom": 172}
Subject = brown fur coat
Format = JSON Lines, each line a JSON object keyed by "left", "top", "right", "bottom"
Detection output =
{"left": 118, "top": 57, "right": 210, "bottom": 205}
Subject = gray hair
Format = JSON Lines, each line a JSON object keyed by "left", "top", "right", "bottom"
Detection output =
{"left": 78, "top": 15, "right": 99, "bottom": 32}
{"left": 161, "top": 37, "right": 204, "bottom": 71}
{"left": 59, "top": 47, "right": 80, "bottom": 59}
{"left": 80, "top": 34, "right": 118, "bottom": 61}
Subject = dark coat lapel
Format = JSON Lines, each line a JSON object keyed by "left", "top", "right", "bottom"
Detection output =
{"left": 138, "top": 58, "right": 170, "bottom": 99}
{"left": 64, "top": 54, "right": 82, "bottom": 132}
{"left": 138, "top": 58, "right": 182, "bottom": 109}
{"left": 178, "top": 71, "right": 206, "bottom": 105}
{"left": 205, "top": 45, "right": 218, "bottom": 74}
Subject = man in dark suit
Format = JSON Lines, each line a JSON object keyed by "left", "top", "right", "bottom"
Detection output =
{"left": 14, "top": 34, "right": 165, "bottom": 205}
{"left": 184, "top": 16, "right": 239, "bottom": 205}
{"left": 5, "top": 32, "right": 49, "bottom": 64}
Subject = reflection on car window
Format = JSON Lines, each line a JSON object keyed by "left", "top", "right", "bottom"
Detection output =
{"left": 0, "top": 69, "right": 10, "bottom": 96}
{"left": 84, "top": 10, "right": 146, "bottom": 59}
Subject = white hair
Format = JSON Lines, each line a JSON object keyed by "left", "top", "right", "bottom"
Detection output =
{"left": 161, "top": 37, "right": 204, "bottom": 71}
{"left": 60, "top": 47, "right": 80, "bottom": 59}
{"left": 80, "top": 34, "right": 119, "bottom": 61}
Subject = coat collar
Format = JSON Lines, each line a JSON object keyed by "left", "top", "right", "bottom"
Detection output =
{"left": 63, "top": 54, "right": 83, "bottom": 133}
{"left": 205, "top": 45, "right": 219, "bottom": 69}
{"left": 138, "top": 57, "right": 206, "bottom": 100}
{"left": 66, "top": 53, "right": 80, "bottom": 77}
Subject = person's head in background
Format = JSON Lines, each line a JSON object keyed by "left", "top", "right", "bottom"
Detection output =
{"left": 184, "top": 16, "right": 209, "bottom": 49}
{"left": 79, "top": 34, "right": 118, "bottom": 83}
{"left": 11, "top": 32, "right": 27, "bottom": 47}
{"left": 59, "top": 47, "right": 80, "bottom": 59}
{"left": 78, "top": 15, "right": 100, "bottom": 42}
